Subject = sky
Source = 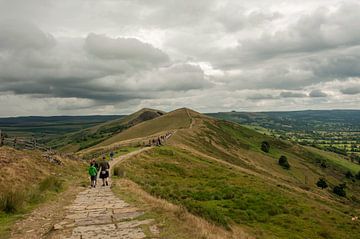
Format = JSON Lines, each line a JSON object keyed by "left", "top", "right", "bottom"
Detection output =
{"left": 0, "top": 0, "right": 360, "bottom": 116}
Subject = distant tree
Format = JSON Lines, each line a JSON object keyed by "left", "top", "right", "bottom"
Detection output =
{"left": 316, "top": 178, "right": 328, "bottom": 189}
{"left": 345, "top": 171, "right": 354, "bottom": 179}
{"left": 261, "top": 141, "right": 270, "bottom": 153}
{"left": 278, "top": 155, "right": 290, "bottom": 169}
{"left": 350, "top": 154, "right": 360, "bottom": 164}
{"left": 356, "top": 171, "right": 360, "bottom": 180}
{"left": 333, "top": 183, "right": 346, "bottom": 197}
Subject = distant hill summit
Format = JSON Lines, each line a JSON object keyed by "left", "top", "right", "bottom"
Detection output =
{"left": 93, "top": 107, "right": 206, "bottom": 148}
{"left": 49, "top": 108, "right": 164, "bottom": 152}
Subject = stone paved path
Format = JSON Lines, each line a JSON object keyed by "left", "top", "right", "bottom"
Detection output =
{"left": 52, "top": 186, "right": 158, "bottom": 239}
{"left": 52, "top": 148, "right": 159, "bottom": 239}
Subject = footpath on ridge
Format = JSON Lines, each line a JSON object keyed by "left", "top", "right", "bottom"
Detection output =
{"left": 50, "top": 147, "right": 158, "bottom": 239}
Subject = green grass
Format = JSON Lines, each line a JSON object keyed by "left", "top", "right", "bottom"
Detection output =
{"left": 204, "top": 120, "right": 360, "bottom": 176}
{"left": 0, "top": 176, "right": 65, "bottom": 238}
{"left": 0, "top": 213, "right": 21, "bottom": 238}
{"left": 111, "top": 179, "right": 211, "bottom": 239}
{"left": 83, "top": 145, "right": 142, "bottom": 161}
{"left": 38, "top": 176, "right": 64, "bottom": 193}
{"left": 304, "top": 147, "right": 360, "bottom": 173}
{"left": 118, "top": 147, "right": 360, "bottom": 238}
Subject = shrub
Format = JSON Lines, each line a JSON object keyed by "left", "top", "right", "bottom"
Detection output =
{"left": 333, "top": 183, "right": 346, "bottom": 197}
{"left": 316, "top": 178, "right": 328, "bottom": 189}
{"left": 345, "top": 171, "right": 354, "bottom": 179}
{"left": 0, "top": 190, "right": 25, "bottom": 213}
{"left": 39, "top": 176, "right": 63, "bottom": 193}
{"left": 113, "top": 167, "right": 126, "bottom": 177}
{"left": 356, "top": 171, "right": 360, "bottom": 180}
{"left": 261, "top": 141, "right": 270, "bottom": 153}
{"left": 278, "top": 155, "right": 290, "bottom": 169}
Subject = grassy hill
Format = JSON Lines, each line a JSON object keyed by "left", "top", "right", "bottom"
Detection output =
{"left": 95, "top": 108, "right": 193, "bottom": 147}
{"left": 48, "top": 108, "right": 164, "bottom": 152}
{"left": 0, "top": 146, "right": 85, "bottom": 237}
{"left": 108, "top": 108, "right": 360, "bottom": 238}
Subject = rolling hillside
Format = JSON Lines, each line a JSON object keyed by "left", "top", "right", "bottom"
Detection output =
{"left": 0, "top": 115, "right": 121, "bottom": 138}
{"left": 106, "top": 108, "right": 360, "bottom": 238}
{"left": 48, "top": 108, "right": 164, "bottom": 152}
{"left": 207, "top": 110, "right": 360, "bottom": 131}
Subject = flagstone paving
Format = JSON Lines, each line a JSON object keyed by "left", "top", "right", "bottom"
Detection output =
{"left": 52, "top": 185, "right": 159, "bottom": 239}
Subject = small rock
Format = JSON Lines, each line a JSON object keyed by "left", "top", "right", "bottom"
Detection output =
{"left": 53, "top": 224, "right": 63, "bottom": 230}
{"left": 149, "top": 225, "right": 160, "bottom": 235}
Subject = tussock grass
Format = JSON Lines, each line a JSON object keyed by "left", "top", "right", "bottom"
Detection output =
{"left": 0, "top": 190, "right": 25, "bottom": 214}
{"left": 0, "top": 176, "right": 64, "bottom": 215}
{"left": 39, "top": 176, "right": 63, "bottom": 193}
{"left": 113, "top": 167, "right": 126, "bottom": 177}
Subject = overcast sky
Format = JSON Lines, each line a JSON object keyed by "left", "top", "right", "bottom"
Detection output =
{"left": 0, "top": 0, "right": 360, "bottom": 116}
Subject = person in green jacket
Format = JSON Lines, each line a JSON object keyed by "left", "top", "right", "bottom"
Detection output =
{"left": 88, "top": 161, "right": 98, "bottom": 188}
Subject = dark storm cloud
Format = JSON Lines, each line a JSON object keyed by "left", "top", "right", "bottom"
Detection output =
{"left": 309, "top": 90, "right": 327, "bottom": 98}
{"left": 279, "top": 91, "right": 308, "bottom": 98}
{"left": 247, "top": 94, "right": 277, "bottom": 100}
{"left": 341, "top": 87, "right": 360, "bottom": 95}
{"left": 0, "top": 21, "right": 211, "bottom": 105}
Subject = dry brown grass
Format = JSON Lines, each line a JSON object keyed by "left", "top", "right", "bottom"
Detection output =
{"left": 0, "top": 146, "right": 84, "bottom": 191}
{"left": 115, "top": 179, "right": 253, "bottom": 239}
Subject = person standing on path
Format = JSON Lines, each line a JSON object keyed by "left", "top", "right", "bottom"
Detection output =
{"left": 88, "top": 161, "right": 98, "bottom": 188}
{"left": 99, "top": 156, "right": 110, "bottom": 186}
{"left": 110, "top": 151, "right": 114, "bottom": 161}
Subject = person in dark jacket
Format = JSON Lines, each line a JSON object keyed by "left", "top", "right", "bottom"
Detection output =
{"left": 99, "top": 156, "right": 110, "bottom": 186}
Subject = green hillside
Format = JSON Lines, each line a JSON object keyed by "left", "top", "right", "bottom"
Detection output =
{"left": 111, "top": 108, "right": 360, "bottom": 238}
{"left": 48, "top": 108, "right": 164, "bottom": 152}
{"left": 207, "top": 110, "right": 360, "bottom": 158}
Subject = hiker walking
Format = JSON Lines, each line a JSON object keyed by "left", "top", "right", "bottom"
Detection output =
{"left": 88, "top": 161, "right": 98, "bottom": 188}
{"left": 99, "top": 157, "right": 110, "bottom": 186}
{"left": 110, "top": 151, "right": 114, "bottom": 161}
{"left": 92, "top": 159, "right": 100, "bottom": 186}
